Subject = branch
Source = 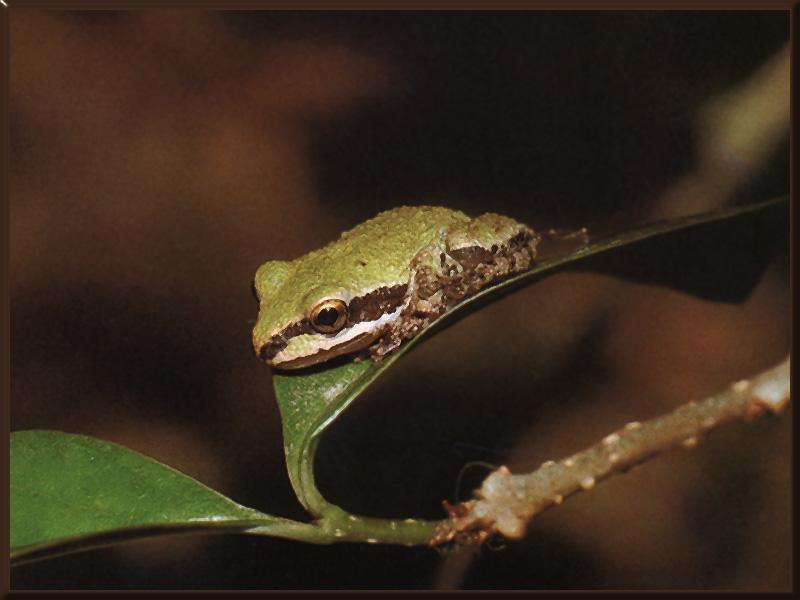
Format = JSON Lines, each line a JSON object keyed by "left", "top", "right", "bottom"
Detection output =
{"left": 431, "top": 354, "right": 790, "bottom": 545}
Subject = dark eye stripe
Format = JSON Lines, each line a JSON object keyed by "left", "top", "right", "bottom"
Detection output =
{"left": 347, "top": 284, "right": 407, "bottom": 322}
{"left": 258, "top": 284, "right": 408, "bottom": 362}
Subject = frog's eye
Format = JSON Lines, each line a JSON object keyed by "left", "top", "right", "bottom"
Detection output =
{"left": 309, "top": 299, "right": 348, "bottom": 334}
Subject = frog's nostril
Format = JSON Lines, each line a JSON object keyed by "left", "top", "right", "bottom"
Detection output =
{"left": 259, "top": 337, "right": 287, "bottom": 362}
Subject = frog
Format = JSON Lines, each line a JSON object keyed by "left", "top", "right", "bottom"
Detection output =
{"left": 252, "top": 206, "right": 540, "bottom": 369}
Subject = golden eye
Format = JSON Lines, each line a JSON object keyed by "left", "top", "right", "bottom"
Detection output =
{"left": 309, "top": 299, "right": 348, "bottom": 334}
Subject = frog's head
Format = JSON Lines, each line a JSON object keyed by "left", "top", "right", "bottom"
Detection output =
{"left": 252, "top": 259, "right": 407, "bottom": 370}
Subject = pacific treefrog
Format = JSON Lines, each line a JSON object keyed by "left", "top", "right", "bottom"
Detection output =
{"left": 252, "top": 206, "right": 540, "bottom": 369}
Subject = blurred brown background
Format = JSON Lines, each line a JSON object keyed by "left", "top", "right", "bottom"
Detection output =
{"left": 10, "top": 11, "right": 790, "bottom": 589}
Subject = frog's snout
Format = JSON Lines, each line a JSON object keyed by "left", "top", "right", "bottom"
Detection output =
{"left": 255, "top": 337, "right": 286, "bottom": 364}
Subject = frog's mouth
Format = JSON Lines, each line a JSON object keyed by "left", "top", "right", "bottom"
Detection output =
{"left": 258, "top": 285, "right": 408, "bottom": 369}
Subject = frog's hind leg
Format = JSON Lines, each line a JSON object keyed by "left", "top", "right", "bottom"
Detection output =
{"left": 446, "top": 214, "right": 540, "bottom": 295}
{"left": 367, "top": 219, "right": 540, "bottom": 362}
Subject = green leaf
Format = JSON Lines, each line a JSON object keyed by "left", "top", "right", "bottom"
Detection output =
{"left": 11, "top": 430, "right": 327, "bottom": 564}
{"left": 11, "top": 197, "right": 785, "bottom": 562}
{"left": 273, "top": 197, "right": 786, "bottom": 521}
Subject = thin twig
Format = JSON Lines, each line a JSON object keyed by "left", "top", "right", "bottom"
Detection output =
{"left": 431, "top": 354, "right": 790, "bottom": 545}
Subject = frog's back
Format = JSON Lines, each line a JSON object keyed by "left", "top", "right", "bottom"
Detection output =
{"left": 294, "top": 206, "right": 470, "bottom": 294}
{"left": 339, "top": 205, "right": 469, "bottom": 253}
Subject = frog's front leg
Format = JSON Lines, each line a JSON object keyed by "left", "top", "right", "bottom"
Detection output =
{"left": 367, "top": 242, "right": 451, "bottom": 361}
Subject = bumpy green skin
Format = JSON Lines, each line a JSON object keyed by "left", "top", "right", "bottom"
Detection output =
{"left": 252, "top": 206, "right": 527, "bottom": 365}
